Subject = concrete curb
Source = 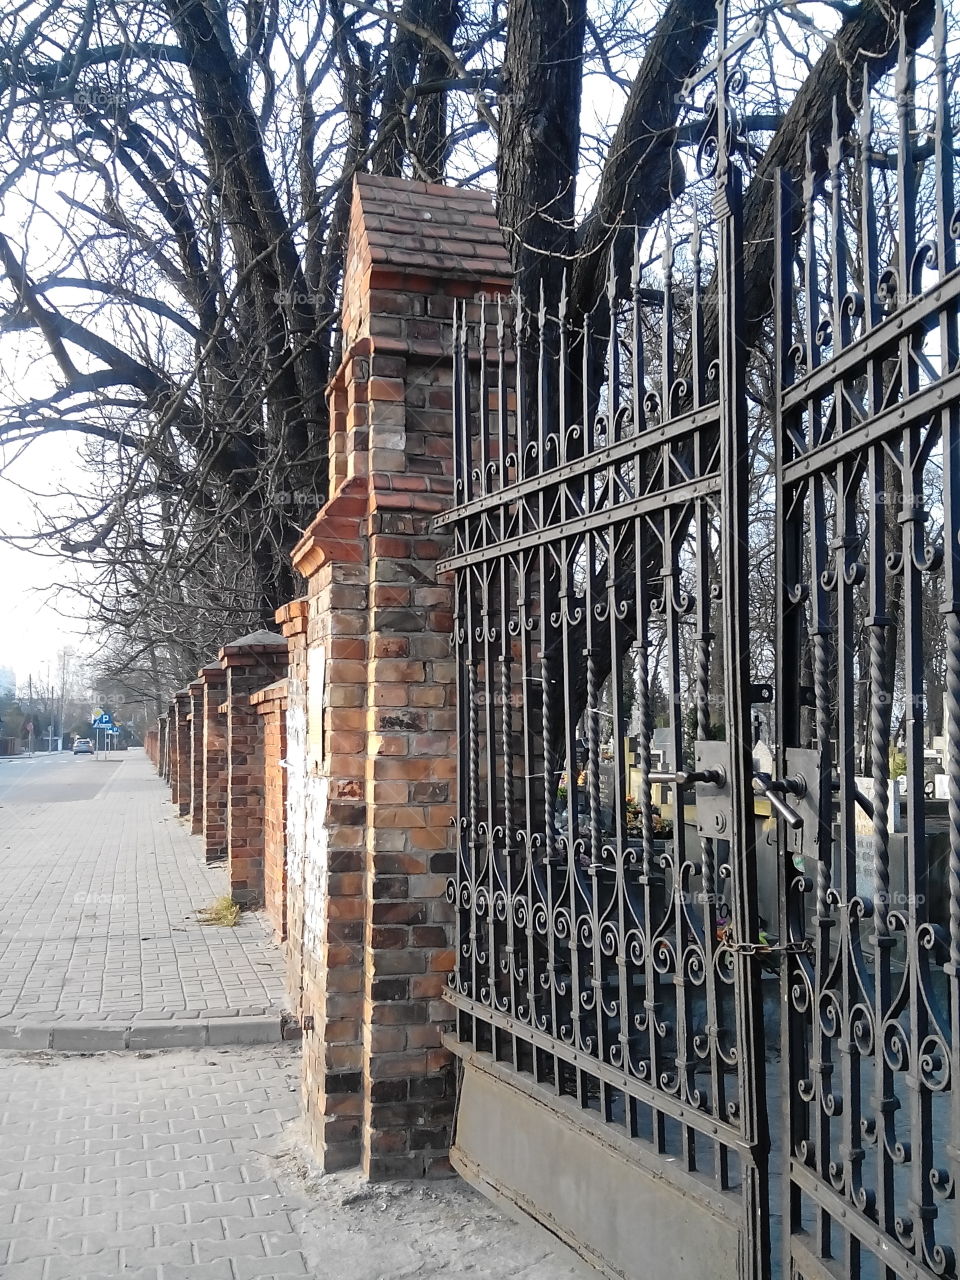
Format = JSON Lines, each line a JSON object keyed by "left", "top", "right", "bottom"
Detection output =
{"left": 0, "top": 1010, "right": 301, "bottom": 1052}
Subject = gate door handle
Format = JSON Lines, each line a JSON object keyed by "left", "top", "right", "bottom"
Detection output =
{"left": 647, "top": 768, "right": 726, "bottom": 788}
{"left": 753, "top": 771, "right": 804, "bottom": 830}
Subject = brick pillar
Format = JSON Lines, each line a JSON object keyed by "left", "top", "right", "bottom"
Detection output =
{"left": 172, "top": 690, "right": 192, "bottom": 815}
{"left": 188, "top": 679, "right": 205, "bottom": 834}
{"left": 201, "top": 667, "right": 228, "bottom": 863}
{"left": 219, "top": 632, "right": 289, "bottom": 907}
{"left": 251, "top": 682, "right": 289, "bottom": 941}
{"left": 287, "top": 174, "right": 510, "bottom": 1179}
{"left": 163, "top": 705, "right": 174, "bottom": 784}
{"left": 276, "top": 599, "right": 309, "bottom": 1018}
{"left": 167, "top": 702, "right": 177, "bottom": 800}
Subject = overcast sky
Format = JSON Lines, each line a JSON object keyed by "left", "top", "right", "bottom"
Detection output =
{"left": 0, "top": 435, "right": 90, "bottom": 690}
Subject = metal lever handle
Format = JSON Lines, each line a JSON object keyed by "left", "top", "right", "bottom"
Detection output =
{"left": 753, "top": 773, "right": 804, "bottom": 830}
{"left": 830, "top": 778, "right": 874, "bottom": 820}
{"left": 647, "top": 769, "right": 726, "bottom": 787}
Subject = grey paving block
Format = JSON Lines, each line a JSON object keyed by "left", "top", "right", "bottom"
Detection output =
{"left": 0, "top": 1025, "right": 52, "bottom": 1051}
{"left": 221, "top": 1212, "right": 293, "bottom": 1237}
{"left": 197, "top": 1235, "right": 268, "bottom": 1262}
{"left": 188, "top": 1198, "right": 255, "bottom": 1223}
{"left": 50, "top": 1024, "right": 128, "bottom": 1052}
{"left": 118, "top": 1205, "right": 187, "bottom": 1230}
{"left": 207, "top": 1015, "right": 281, "bottom": 1046}
{"left": 156, "top": 1218, "right": 225, "bottom": 1246}
{"left": 162, "top": 1263, "right": 233, "bottom": 1280}
{"left": 2, "top": 1260, "right": 46, "bottom": 1280}
{"left": 234, "top": 1251, "right": 308, "bottom": 1277}
{"left": 0, "top": 755, "right": 286, "bottom": 1030}
{"left": 127, "top": 1021, "right": 206, "bottom": 1049}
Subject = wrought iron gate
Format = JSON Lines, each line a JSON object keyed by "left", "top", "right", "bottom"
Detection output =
{"left": 438, "top": 4, "right": 960, "bottom": 1277}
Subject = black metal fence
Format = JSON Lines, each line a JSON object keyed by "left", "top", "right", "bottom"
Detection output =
{"left": 439, "top": 4, "right": 960, "bottom": 1277}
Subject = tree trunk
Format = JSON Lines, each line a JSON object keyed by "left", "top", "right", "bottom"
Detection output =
{"left": 497, "top": 0, "right": 588, "bottom": 312}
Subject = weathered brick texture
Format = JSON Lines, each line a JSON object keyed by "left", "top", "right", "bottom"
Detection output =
{"left": 251, "top": 680, "right": 289, "bottom": 942}
{"left": 162, "top": 706, "right": 174, "bottom": 785}
{"left": 156, "top": 716, "right": 167, "bottom": 776}
{"left": 188, "top": 680, "right": 205, "bottom": 835}
{"left": 219, "top": 632, "right": 289, "bottom": 908}
{"left": 200, "top": 667, "right": 229, "bottom": 863}
{"left": 276, "top": 599, "right": 309, "bottom": 1020}
{"left": 285, "top": 174, "right": 510, "bottom": 1180}
{"left": 171, "top": 690, "right": 192, "bottom": 816}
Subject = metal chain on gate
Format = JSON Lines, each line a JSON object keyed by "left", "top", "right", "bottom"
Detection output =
{"left": 718, "top": 927, "right": 812, "bottom": 957}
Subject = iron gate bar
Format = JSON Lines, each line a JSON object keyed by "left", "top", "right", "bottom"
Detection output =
{"left": 444, "top": 2, "right": 960, "bottom": 1277}
{"left": 782, "top": 373, "right": 957, "bottom": 484}
{"left": 433, "top": 402, "right": 723, "bottom": 528}
{"left": 445, "top": 3, "right": 773, "bottom": 1274}
{"left": 437, "top": 475, "right": 722, "bottom": 572}
{"left": 791, "top": 1160, "right": 936, "bottom": 1280}
{"left": 779, "top": 261, "right": 960, "bottom": 413}
{"left": 776, "top": 2, "right": 960, "bottom": 1277}
{"left": 714, "top": 148, "right": 771, "bottom": 1280}
{"left": 444, "top": 993, "right": 756, "bottom": 1152}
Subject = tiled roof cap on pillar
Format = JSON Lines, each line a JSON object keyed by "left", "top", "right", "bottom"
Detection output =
{"left": 353, "top": 174, "right": 511, "bottom": 282}
{"left": 341, "top": 174, "right": 512, "bottom": 353}
{"left": 295, "top": 174, "right": 512, "bottom": 576}
{"left": 218, "top": 629, "right": 288, "bottom": 661}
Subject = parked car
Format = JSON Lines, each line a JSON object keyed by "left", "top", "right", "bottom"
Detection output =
{"left": 73, "top": 738, "right": 94, "bottom": 755}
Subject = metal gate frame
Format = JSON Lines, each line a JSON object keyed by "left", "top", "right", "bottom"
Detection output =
{"left": 775, "top": 4, "right": 960, "bottom": 1276}
{"left": 438, "top": 4, "right": 960, "bottom": 1277}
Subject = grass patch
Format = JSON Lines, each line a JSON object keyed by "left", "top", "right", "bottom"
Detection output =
{"left": 196, "top": 895, "right": 241, "bottom": 927}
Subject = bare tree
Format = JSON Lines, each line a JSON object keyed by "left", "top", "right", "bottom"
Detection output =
{"left": 0, "top": 0, "right": 935, "bottom": 709}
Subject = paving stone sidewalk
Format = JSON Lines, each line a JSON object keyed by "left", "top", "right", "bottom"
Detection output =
{"left": 0, "top": 751, "right": 287, "bottom": 1048}
{"left": 0, "top": 1044, "right": 594, "bottom": 1280}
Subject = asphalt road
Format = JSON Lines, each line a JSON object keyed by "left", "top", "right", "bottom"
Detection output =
{"left": 0, "top": 749, "right": 121, "bottom": 805}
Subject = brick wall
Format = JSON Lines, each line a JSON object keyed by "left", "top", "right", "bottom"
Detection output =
{"left": 172, "top": 690, "right": 192, "bottom": 815}
{"left": 219, "top": 632, "right": 288, "bottom": 908}
{"left": 276, "top": 599, "right": 309, "bottom": 1022}
{"left": 250, "top": 681, "right": 289, "bottom": 942}
{"left": 162, "top": 706, "right": 174, "bottom": 784}
{"left": 284, "top": 174, "right": 510, "bottom": 1180}
{"left": 188, "top": 680, "right": 205, "bottom": 835}
{"left": 156, "top": 716, "right": 167, "bottom": 776}
{"left": 201, "top": 668, "right": 229, "bottom": 863}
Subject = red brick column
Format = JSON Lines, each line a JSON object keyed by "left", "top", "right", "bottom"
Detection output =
{"left": 288, "top": 174, "right": 510, "bottom": 1179}
{"left": 276, "top": 599, "right": 309, "bottom": 1020}
{"left": 251, "top": 681, "right": 289, "bottom": 941}
{"left": 172, "top": 690, "right": 192, "bottom": 815}
{"left": 188, "top": 679, "right": 205, "bottom": 834}
{"left": 200, "top": 667, "right": 228, "bottom": 863}
{"left": 219, "top": 632, "right": 289, "bottom": 907}
{"left": 289, "top": 552, "right": 368, "bottom": 1171}
{"left": 163, "top": 705, "right": 174, "bottom": 785}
